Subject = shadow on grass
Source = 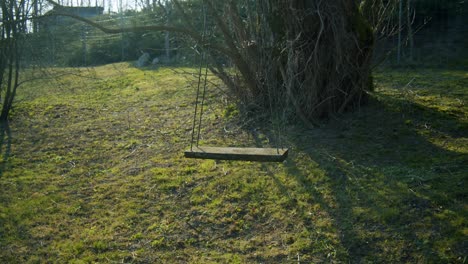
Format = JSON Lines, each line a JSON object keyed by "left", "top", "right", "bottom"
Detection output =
{"left": 0, "top": 121, "right": 11, "bottom": 178}
{"left": 269, "top": 94, "right": 466, "bottom": 262}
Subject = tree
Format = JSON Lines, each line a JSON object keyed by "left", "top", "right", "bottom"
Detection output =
{"left": 157, "top": 0, "right": 172, "bottom": 63}
{"left": 217, "top": 0, "right": 374, "bottom": 121}
{"left": 0, "top": 0, "right": 55, "bottom": 121}
{"left": 48, "top": 0, "right": 374, "bottom": 123}
{"left": 0, "top": 0, "right": 29, "bottom": 122}
{"left": 406, "top": 0, "right": 414, "bottom": 62}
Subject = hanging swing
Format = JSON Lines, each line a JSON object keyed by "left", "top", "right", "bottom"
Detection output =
{"left": 184, "top": 65, "right": 289, "bottom": 162}
{"left": 183, "top": 5, "right": 288, "bottom": 162}
{"left": 185, "top": 146, "right": 288, "bottom": 162}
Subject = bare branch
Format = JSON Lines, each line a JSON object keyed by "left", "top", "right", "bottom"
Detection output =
{"left": 41, "top": 10, "right": 235, "bottom": 59}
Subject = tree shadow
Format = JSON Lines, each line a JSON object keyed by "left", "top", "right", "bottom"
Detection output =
{"left": 262, "top": 94, "right": 466, "bottom": 262}
{"left": 0, "top": 121, "right": 12, "bottom": 178}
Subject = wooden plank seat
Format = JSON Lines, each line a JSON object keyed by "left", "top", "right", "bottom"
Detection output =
{"left": 185, "top": 146, "right": 288, "bottom": 162}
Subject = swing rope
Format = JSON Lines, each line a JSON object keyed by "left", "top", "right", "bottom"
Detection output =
{"left": 196, "top": 64, "right": 209, "bottom": 146}
{"left": 190, "top": 2, "right": 208, "bottom": 151}
{"left": 189, "top": 54, "right": 207, "bottom": 150}
{"left": 185, "top": 1, "right": 288, "bottom": 162}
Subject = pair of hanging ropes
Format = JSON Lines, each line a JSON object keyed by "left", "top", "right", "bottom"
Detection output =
{"left": 185, "top": 3, "right": 288, "bottom": 162}
{"left": 189, "top": 48, "right": 209, "bottom": 151}
{"left": 189, "top": 2, "right": 209, "bottom": 151}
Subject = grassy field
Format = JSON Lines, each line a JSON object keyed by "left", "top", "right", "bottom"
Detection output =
{"left": 0, "top": 63, "right": 466, "bottom": 263}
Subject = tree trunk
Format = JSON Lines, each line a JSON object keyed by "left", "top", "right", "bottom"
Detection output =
{"left": 0, "top": 0, "right": 25, "bottom": 122}
{"left": 158, "top": 0, "right": 171, "bottom": 63}
{"left": 33, "top": 0, "right": 39, "bottom": 33}
{"left": 397, "top": 0, "right": 403, "bottom": 64}
{"left": 213, "top": 0, "right": 375, "bottom": 121}
{"left": 406, "top": 0, "right": 414, "bottom": 62}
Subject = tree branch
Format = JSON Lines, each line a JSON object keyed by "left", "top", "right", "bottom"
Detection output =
{"left": 205, "top": 0, "right": 258, "bottom": 94}
{"left": 40, "top": 4, "right": 235, "bottom": 59}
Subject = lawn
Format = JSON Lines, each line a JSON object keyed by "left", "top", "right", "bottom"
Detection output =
{"left": 0, "top": 63, "right": 466, "bottom": 263}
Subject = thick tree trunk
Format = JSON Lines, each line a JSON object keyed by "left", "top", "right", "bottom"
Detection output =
{"left": 218, "top": 0, "right": 374, "bottom": 121}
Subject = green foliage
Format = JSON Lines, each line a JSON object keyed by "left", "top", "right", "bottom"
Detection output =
{"left": 0, "top": 63, "right": 466, "bottom": 262}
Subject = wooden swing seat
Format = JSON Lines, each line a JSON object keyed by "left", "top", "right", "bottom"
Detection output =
{"left": 185, "top": 146, "right": 288, "bottom": 162}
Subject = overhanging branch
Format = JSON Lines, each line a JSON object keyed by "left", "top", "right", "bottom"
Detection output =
{"left": 40, "top": 5, "right": 235, "bottom": 59}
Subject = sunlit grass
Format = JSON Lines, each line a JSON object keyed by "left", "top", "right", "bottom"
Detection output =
{"left": 0, "top": 63, "right": 466, "bottom": 262}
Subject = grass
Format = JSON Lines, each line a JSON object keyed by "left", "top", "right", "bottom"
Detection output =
{"left": 0, "top": 63, "right": 466, "bottom": 263}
